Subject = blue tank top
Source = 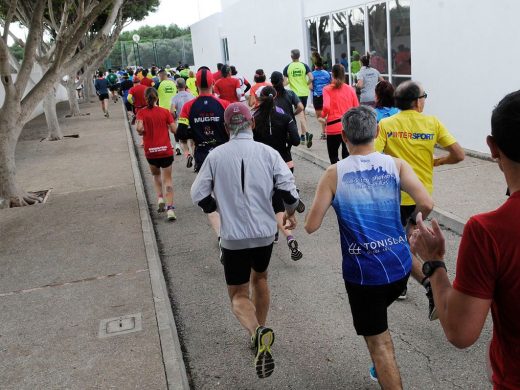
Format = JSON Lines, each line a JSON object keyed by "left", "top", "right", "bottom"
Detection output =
{"left": 332, "top": 152, "right": 412, "bottom": 285}
{"left": 312, "top": 69, "right": 331, "bottom": 97}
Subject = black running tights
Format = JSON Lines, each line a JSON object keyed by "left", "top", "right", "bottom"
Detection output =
{"left": 326, "top": 134, "right": 349, "bottom": 164}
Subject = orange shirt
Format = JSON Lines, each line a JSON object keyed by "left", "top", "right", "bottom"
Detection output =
{"left": 321, "top": 83, "right": 359, "bottom": 135}
{"left": 249, "top": 81, "right": 271, "bottom": 108}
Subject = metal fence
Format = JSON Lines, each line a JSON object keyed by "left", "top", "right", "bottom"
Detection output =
{"left": 104, "top": 35, "right": 194, "bottom": 69}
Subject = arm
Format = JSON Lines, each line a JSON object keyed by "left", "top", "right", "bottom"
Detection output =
{"left": 294, "top": 102, "right": 304, "bottom": 116}
{"left": 136, "top": 120, "right": 144, "bottom": 135}
{"left": 176, "top": 103, "right": 192, "bottom": 140}
{"left": 190, "top": 157, "right": 216, "bottom": 213}
{"left": 356, "top": 78, "right": 364, "bottom": 89}
{"left": 287, "top": 117, "right": 300, "bottom": 146}
{"left": 409, "top": 215, "right": 492, "bottom": 348}
{"left": 272, "top": 152, "right": 300, "bottom": 228}
{"left": 307, "top": 71, "right": 314, "bottom": 89}
{"left": 434, "top": 142, "right": 465, "bottom": 166}
{"left": 305, "top": 165, "right": 336, "bottom": 234}
{"left": 321, "top": 87, "right": 330, "bottom": 119}
{"left": 243, "top": 79, "right": 251, "bottom": 94}
{"left": 127, "top": 93, "right": 134, "bottom": 105}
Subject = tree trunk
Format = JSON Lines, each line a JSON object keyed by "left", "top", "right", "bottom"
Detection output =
{"left": 43, "top": 87, "right": 63, "bottom": 141}
{"left": 83, "top": 69, "right": 95, "bottom": 99}
{"left": 65, "top": 74, "right": 81, "bottom": 116}
{"left": 0, "top": 116, "right": 41, "bottom": 208}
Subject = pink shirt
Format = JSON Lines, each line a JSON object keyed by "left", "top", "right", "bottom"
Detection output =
{"left": 321, "top": 84, "right": 359, "bottom": 135}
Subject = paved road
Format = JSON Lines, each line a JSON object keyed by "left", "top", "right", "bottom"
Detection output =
{"left": 131, "top": 132, "right": 492, "bottom": 389}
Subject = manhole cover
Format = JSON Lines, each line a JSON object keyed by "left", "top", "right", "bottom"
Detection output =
{"left": 98, "top": 313, "right": 142, "bottom": 338}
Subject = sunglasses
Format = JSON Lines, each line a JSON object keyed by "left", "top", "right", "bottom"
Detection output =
{"left": 417, "top": 92, "right": 428, "bottom": 99}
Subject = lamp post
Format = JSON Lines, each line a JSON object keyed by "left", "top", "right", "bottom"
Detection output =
{"left": 133, "top": 34, "right": 141, "bottom": 67}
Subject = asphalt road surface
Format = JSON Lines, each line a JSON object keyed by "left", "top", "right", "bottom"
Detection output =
{"left": 133, "top": 134, "right": 492, "bottom": 390}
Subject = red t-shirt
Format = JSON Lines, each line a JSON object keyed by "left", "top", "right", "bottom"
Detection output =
{"left": 129, "top": 84, "right": 148, "bottom": 112}
{"left": 136, "top": 106, "right": 174, "bottom": 159}
{"left": 321, "top": 84, "right": 359, "bottom": 135}
{"left": 453, "top": 192, "right": 520, "bottom": 389}
{"left": 214, "top": 77, "right": 241, "bottom": 103}
{"left": 213, "top": 71, "right": 222, "bottom": 82}
{"left": 140, "top": 77, "right": 153, "bottom": 87}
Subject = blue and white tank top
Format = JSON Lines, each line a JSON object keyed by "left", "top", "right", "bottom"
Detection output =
{"left": 332, "top": 152, "right": 411, "bottom": 285}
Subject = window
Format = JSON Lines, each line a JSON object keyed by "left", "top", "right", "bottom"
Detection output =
{"left": 368, "top": 2, "right": 388, "bottom": 74}
{"left": 306, "top": 1, "right": 411, "bottom": 85}
{"left": 318, "top": 15, "right": 332, "bottom": 69}
{"left": 390, "top": 0, "right": 411, "bottom": 78}
{"left": 222, "top": 38, "right": 229, "bottom": 64}
{"left": 333, "top": 12, "right": 349, "bottom": 79}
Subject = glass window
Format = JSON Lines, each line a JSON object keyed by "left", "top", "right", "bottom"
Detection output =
{"left": 306, "top": 17, "right": 318, "bottom": 65}
{"left": 368, "top": 2, "right": 388, "bottom": 74}
{"left": 333, "top": 12, "right": 349, "bottom": 78}
{"left": 392, "top": 76, "right": 411, "bottom": 87}
{"left": 318, "top": 15, "right": 332, "bottom": 70}
{"left": 348, "top": 7, "right": 365, "bottom": 78}
{"left": 390, "top": 0, "right": 411, "bottom": 75}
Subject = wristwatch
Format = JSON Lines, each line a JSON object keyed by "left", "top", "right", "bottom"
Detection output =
{"left": 422, "top": 261, "right": 447, "bottom": 278}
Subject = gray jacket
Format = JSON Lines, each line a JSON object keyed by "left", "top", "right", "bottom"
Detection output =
{"left": 191, "top": 130, "right": 299, "bottom": 250}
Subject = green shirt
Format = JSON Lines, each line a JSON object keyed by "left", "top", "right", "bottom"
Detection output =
{"left": 157, "top": 79, "right": 177, "bottom": 110}
{"left": 107, "top": 73, "right": 118, "bottom": 85}
{"left": 283, "top": 61, "right": 311, "bottom": 97}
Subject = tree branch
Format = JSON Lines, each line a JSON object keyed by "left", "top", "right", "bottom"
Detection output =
{"left": 14, "top": 0, "right": 46, "bottom": 95}
{"left": 2, "top": 0, "right": 18, "bottom": 42}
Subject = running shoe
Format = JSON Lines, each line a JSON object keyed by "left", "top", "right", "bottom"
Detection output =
{"left": 166, "top": 208, "right": 177, "bottom": 221}
{"left": 306, "top": 132, "right": 313, "bottom": 148}
{"left": 296, "top": 200, "right": 306, "bottom": 213}
{"left": 253, "top": 326, "right": 275, "bottom": 379}
{"left": 287, "top": 238, "right": 303, "bottom": 261}
{"left": 274, "top": 232, "right": 279, "bottom": 244}
{"left": 320, "top": 133, "right": 326, "bottom": 140}
{"left": 398, "top": 287, "right": 407, "bottom": 300}
{"left": 157, "top": 197, "right": 166, "bottom": 213}
{"left": 369, "top": 365, "right": 378, "bottom": 382}
{"left": 425, "top": 281, "right": 439, "bottom": 321}
{"left": 186, "top": 154, "right": 193, "bottom": 168}
{"left": 131, "top": 115, "right": 136, "bottom": 125}
{"left": 175, "top": 145, "right": 182, "bottom": 156}
{"left": 300, "top": 135, "right": 305, "bottom": 145}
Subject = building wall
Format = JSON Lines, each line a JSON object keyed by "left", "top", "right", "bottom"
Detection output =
{"left": 192, "top": 0, "right": 520, "bottom": 154}
{"left": 411, "top": 0, "right": 520, "bottom": 154}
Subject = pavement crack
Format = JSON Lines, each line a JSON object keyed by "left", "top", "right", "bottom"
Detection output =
{"left": 395, "top": 332, "right": 438, "bottom": 385}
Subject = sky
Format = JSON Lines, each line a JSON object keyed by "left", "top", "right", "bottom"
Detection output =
{"left": 124, "top": 0, "right": 222, "bottom": 31}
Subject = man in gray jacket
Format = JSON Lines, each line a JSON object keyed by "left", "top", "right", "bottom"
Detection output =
{"left": 191, "top": 102, "right": 300, "bottom": 379}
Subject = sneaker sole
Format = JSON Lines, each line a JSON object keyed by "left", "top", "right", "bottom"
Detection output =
{"left": 296, "top": 200, "right": 305, "bottom": 213}
{"left": 167, "top": 212, "right": 177, "bottom": 221}
{"left": 254, "top": 330, "right": 275, "bottom": 378}
{"left": 186, "top": 156, "right": 193, "bottom": 168}
{"left": 288, "top": 240, "right": 303, "bottom": 261}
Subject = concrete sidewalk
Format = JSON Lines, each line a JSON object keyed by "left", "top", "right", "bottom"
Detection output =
{"left": 0, "top": 100, "right": 188, "bottom": 389}
{"left": 295, "top": 112, "right": 508, "bottom": 233}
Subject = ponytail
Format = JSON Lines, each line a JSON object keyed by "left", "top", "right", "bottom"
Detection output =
{"left": 331, "top": 64, "right": 345, "bottom": 89}
{"left": 254, "top": 86, "right": 277, "bottom": 137}
{"left": 145, "top": 87, "right": 158, "bottom": 109}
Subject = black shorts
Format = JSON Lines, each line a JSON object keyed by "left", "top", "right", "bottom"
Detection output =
{"left": 98, "top": 93, "right": 109, "bottom": 101}
{"left": 222, "top": 244, "right": 273, "bottom": 285}
{"left": 345, "top": 274, "right": 410, "bottom": 336}
{"left": 400, "top": 205, "right": 416, "bottom": 227}
{"left": 299, "top": 96, "right": 308, "bottom": 108}
{"left": 272, "top": 191, "right": 284, "bottom": 214}
{"left": 312, "top": 95, "right": 323, "bottom": 110}
{"left": 146, "top": 156, "right": 174, "bottom": 169}
{"left": 109, "top": 85, "right": 118, "bottom": 92}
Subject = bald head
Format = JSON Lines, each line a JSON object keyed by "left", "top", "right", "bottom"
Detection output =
{"left": 395, "top": 81, "right": 423, "bottom": 111}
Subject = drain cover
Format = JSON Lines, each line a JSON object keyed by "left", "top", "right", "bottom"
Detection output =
{"left": 98, "top": 313, "right": 142, "bottom": 338}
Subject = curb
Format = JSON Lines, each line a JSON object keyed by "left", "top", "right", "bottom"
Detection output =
{"left": 292, "top": 147, "right": 466, "bottom": 235}
{"left": 122, "top": 105, "right": 190, "bottom": 390}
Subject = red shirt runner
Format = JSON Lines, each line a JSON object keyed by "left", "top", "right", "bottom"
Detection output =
{"left": 136, "top": 106, "right": 174, "bottom": 159}
{"left": 453, "top": 191, "right": 520, "bottom": 389}
{"left": 214, "top": 77, "right": 241, "bottom": 103}
{"left": 129, "top": 84, "right": 148, "bottom": 113}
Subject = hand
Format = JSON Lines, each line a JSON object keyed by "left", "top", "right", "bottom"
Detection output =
{"left": 433, "top": 157, "right": 442, "bottom": 167}
{"left": 317, "top": 117, "right": 326, "bottom": 124}
{"left": 283, "top": 212, "right": 297, "bottom": 230}
{"left": 409, "top": 212, "right": 446, "bottom": 260}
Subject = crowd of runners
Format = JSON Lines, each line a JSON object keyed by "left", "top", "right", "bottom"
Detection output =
{"left": 93, "top": 50, "right": 520, "bottom": 389}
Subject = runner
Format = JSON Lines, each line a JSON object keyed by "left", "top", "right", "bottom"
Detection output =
{"left": 214, "top": 65, "right": 241, "bottom": 103}
{"left": 118, "top": 73, "right": 134, "bottom": 121}
{"left": 230, "top": 65, "right": 251, "bottom": 102}
{"left": 170, "top": 78, "right": 195, "bottom": 168}
{"left": 94, "top": 71, "right": 110, "bottom": 118}
{"left": 374, "top": 81, "right": 399, "bottom": 123}
{"left": 248, "top": 69, "right": 270, "bottom": 108}
{"left": 191, "top": 102, "right": 300, "bottom": 379}
{"left": 128, "top": 76, "right": 148, "bottom": 129}
{"left": 253, "top": 86, "right": 302, "bottom": 260}
{"left": 375, "top": 80, "right": 465, "bottom": 316}
{"left": 140, "top": 69, "right": 154, "bottom": 87}
{"left": 213, "top": 63, "right": 224, "bottom": 82}
{"left": 106, "top": 69, "right": 119, "bottom": 103}
{"left": 176, "top": 66, "right": 230, "bottom": 240}
{"left": 136, "top": 87, "right": 177, "bottom": 221}
{"left": 410, "top": 90, "right": 520, "bottom": 390}
{"left": 186, "top": 70, "right": 198, "bottom": 97}
{"left": 310, "top": 52, "right": 332, "bottom": 140}
{"left": 305, "top": 106, "right": 433, "bottom": 388}
{"left": 270, "top": 71, "right": 303, "bottom": 123}
{"left": 283, "top": 49, "right": 314, "bottom": 147}
{"left": 355, "top": 53, "right": 384, "bottom": 107}
{"left": 156, "top": 69, "right": 179, "bottom": 154}
{"left": 179, "top": 65, "right": 190, "bottom": 80}
{"left": 318, "top": 64, "right": 359, "bottom": 164}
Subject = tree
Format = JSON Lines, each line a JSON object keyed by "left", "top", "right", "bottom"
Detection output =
{"left": 0, "top": 0, "right": 158, "bottom": 208}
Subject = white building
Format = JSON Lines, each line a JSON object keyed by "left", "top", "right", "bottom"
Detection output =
{"left": 191, "top": 0, "right": 520, "bottom": 154}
